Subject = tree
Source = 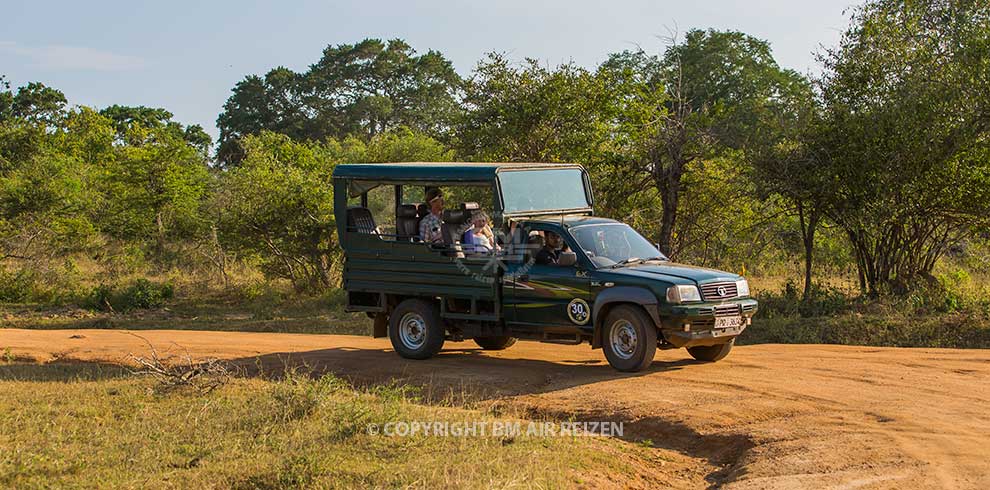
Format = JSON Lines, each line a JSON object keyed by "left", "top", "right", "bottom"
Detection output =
{"left": 747, "top": 78, "right": 826, "bottom": 301}
{"left": 0, "top": 107, "right": 111, "bottom": 264}
{"left": 100, "top": 105, "right": 211, "bottom": 154}
{"left": 0, "top": 81, "right": 67, "bottom": 125}
{"left": 457, "top": 54, "right": 612, "bottom": 164}
{"left": 0, "top": 76, "right": 12, "bottom": 121}
{"left": 216, "top": 39, "right": 461, "bottom": 166}
{"left": 96, "top": 120, "right": 211, "bottom": 251}
{"left": 818, "top": 0, "right": 990, "bottom": 295}
{"left": 602, "top": 30, "right": 808, "bottom": 258}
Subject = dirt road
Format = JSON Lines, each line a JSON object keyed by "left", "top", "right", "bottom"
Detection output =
{"left": 2, "top": 328, "right": 989, "bottom": 489}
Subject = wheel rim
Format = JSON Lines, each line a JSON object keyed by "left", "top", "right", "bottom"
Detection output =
{"left": 609, "top": 320, "right": 638, "bottom": 360}
{"left": 398, "top": 312, "right": 427, "bottom": 350}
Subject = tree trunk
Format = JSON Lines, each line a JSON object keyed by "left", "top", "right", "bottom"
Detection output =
{"left": 656, "top": 162, "right": 684, "bottom": 258}
{"left": 798, "top": 204, "right": 820, "bottom": 303}
{"left": 659, "top": 189, "right": 679, "bottom": 257}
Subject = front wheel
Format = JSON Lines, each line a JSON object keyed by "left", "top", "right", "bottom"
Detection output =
{"left": 602, "top": 305, "right": 657, "bottom": 372}
{"left": 473, "top": 336, "right": 517, "bottom": 350}
{"left": 389, "top": 299, "right": 445, "bottom": 360}
{"left": 687, "top": 340, "right": 733, "bottom": 362}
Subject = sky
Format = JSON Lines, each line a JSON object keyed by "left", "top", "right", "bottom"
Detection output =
{"left": 1, "top": 0, "right": 856, "bottom": 140}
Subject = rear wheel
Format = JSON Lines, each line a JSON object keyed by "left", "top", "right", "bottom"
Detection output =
{"left": 687, "top": 340, "right": 733, "bottom": 362}
{"left": 602, "top": 305, "right": 657, "bottom": 372}
{"left": 473, "top": 336, "right": 517, "bottom": 350}
{"left": 389, "top": 299, "right": 445, "bottom": 360}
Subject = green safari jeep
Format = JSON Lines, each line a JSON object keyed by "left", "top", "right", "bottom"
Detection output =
{"left": 333, "top": 162, "right": 757, "bottom": 372}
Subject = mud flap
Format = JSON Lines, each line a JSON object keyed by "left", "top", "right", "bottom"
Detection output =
{"left": 372, "top": 313, "right": 388, "bottom": 338}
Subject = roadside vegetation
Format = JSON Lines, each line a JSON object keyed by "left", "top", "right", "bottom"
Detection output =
{"left": 0, "top": 360, "right": 655, "bottom": 489}
{"left": 2, "top": 0, "right": 990, "bottom": 348}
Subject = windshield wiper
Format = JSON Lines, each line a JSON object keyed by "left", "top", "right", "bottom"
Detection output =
{"left": 610, "top": 256, "right": 666, "bottom": 268}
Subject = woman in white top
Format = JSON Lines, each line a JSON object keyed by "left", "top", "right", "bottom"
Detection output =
{"left": 463, "top": 211, "right": 498, "bottom": 253}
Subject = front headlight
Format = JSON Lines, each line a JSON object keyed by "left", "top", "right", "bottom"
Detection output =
{"left": 666, "top": 284, "right": 702, "bottom": 304}
{"left": 735, "top": 279, "right": 750, "bottom": 297}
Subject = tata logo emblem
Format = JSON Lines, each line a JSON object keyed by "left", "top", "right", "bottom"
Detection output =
{"left": 717, "top": 286, "right": 728, "bottom": 297}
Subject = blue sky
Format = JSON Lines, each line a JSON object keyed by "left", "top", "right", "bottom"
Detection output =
{"left": 1, "top": 0, "right": 855, "bottom": 140}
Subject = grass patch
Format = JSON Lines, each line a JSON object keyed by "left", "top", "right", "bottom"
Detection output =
{"left": 0, "top": 362, "right": 646, "bottom": 489}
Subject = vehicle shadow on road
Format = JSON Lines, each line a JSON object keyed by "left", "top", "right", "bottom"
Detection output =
{"left": 225, "top": 344, "right": 697, "bottom": 399}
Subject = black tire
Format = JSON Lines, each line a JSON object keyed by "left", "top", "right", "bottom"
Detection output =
{"left": 388, "top": 299, "right": 445, "bottom": 360}
{"left": 602, "top": 305, "right": 657, "bottom": 372}
{"left": 687, "top": 340, "right": 734, "bottom": 362}
{"left": 473, "top": 336, "right": 517, "bottom": 350}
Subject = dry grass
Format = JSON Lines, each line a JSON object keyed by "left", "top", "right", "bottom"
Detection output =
{"left": 0, "top": 361, "right": 652, "bottom": 489}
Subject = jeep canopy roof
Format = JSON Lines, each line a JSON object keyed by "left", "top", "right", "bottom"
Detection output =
{"left": 332, "top": 162, "right": 594, "bottom": 217}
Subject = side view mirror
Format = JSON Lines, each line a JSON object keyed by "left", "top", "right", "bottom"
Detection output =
{"left": 558, "top": 251, "right": 577, "bottom": 267}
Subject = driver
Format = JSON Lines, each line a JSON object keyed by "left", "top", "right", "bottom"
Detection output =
{"left": 535, "top": 231, "right": 567, "bottom": 265}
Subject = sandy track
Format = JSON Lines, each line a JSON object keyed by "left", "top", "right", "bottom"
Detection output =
{"left": 2, "top": 328, "right": 989, "bottom": 489}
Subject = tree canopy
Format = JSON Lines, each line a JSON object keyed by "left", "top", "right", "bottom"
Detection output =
{"left": 216, "top": 39, "right": 461, "bottom": 166}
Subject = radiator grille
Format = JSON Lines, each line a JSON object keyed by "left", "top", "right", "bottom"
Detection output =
{"left": 700, "top": 282, "right": 738, "bottom": 301}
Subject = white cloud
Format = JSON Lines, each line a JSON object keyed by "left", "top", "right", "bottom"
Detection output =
{"left": 0, "top": 41, "right": 147, "bottom": 71}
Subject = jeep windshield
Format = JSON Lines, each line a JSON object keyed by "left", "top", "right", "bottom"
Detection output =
{"left": 569, "top": 223, "right": 667, "bottom": 268}
{"left": 498, "top": 168, "right": 592, "bottom": 215}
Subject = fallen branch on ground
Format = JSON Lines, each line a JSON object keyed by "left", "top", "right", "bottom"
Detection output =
{"left": 126, "top": 333, "right": 232, "bottom": 394}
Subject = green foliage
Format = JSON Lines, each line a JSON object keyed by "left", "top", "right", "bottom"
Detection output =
{"left": 86, "top": 279, "right": 174, "bottom": 312}
{"left": 98, "top": 123, "right": 211, "bottom": 243}
{"left": 457, "top": 54, "right": 612, "bottom": 164}
{"left": 597, "top": 30, "right": 810, "bottom": 256}
{"left": 356, "top": 127, "right": 453, "bottom": 163}
{"left": 0, "top": 81, "right": 67, "bottom": 125}
{"left": 99, "top": 104, "right": 212, "bottom": 153}
{"left": 0, "top": 269, "right": 36, "bottom": 302}
{"left": 217, "top": 38, "right": 462, "bottom": 166}
{"left": 756, "top": 280, "right": 854, "bottom": 319}
{"left": 217, "top": 132, "right": 342, "bottom": 291}
{"left": 817, "top": 0, "right": 990, "bottom": 294}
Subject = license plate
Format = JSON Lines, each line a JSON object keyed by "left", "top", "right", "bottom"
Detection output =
{"left": 714, "top": 316, "right": 743, "bottom": 329}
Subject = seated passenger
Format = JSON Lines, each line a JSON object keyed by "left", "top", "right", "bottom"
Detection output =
{"left": 535, "top": 231, "right": 567, "bottom": 265}
{"left": 418, "top": 188, "right": 445, "bottom": 243}
{"left": 462, "top": 210, "right": 498, "bottom": 254}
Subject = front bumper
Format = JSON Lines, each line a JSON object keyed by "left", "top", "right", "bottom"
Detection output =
{"left": 658, "top": 298, "right": 758, "bottom": 348}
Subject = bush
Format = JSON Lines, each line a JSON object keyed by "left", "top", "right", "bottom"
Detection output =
{"left": 86, "top": 279, "right": 174, "bottom": 312}
{"left": 0, "top": 270, "right": 35, "bottom": 303}
{"left": 756, "top": 280, "right": 854, "bottom": 318}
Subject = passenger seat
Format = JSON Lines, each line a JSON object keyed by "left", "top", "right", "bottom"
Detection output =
{"left": 346, "top": 207, "right": 378, "bottom": 234}
{"left": 396, "top": 204, "right": 420, "bottom": 241}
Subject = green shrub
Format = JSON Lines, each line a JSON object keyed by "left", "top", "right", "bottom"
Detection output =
{"left": 85, "top": 279, "right": 174, "bottom": 312}
{"left": 0, "top": 270, "right": 34, "bottom": 303}
{"left": 756, "top": 280, "right": 854, "bottom": 318}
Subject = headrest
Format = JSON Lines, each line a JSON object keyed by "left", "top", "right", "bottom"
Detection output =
{"left": 417, "top": 203, "right": 429, "bottom": 218}
{"left": 442, "top": 209, "right": 469, "bottom": 224}
{"left": 527, "top": 234, "right": 545, "bottom": 246}
{"left": 460, "top": 202, "right": 480, "bottom": 211}
{"left": 397, "top": 204, "right": 418, "bottom": 218}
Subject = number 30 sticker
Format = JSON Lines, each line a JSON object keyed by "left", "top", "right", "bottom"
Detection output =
{"left": 567, "top": 298, "right": 591, "bottom": 325}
